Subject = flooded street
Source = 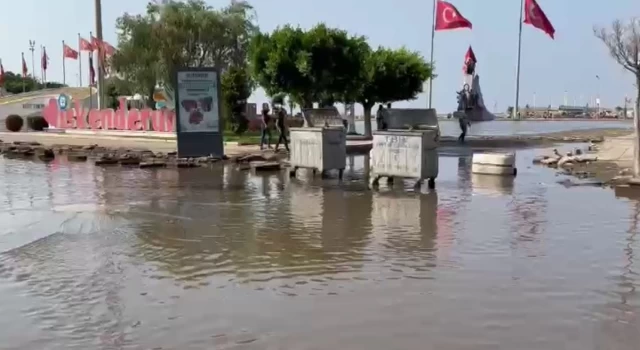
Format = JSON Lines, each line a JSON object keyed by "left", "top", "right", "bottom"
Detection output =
{"left": 0, "top": 149, "right": 639, "bottom": 350}
{"left": 357, "top": 119, "right": 631, "bottom": 136}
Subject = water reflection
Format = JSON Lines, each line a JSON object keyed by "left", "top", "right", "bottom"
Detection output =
{"left": 1, "top": 152, "right": 640, "bottom": 349}
{"left": 370, "top": 192, "right": 438, "bottom": 278}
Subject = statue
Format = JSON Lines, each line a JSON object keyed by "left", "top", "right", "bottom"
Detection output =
{"left": 455, "top": 75, "right": 495, "bottom": 122}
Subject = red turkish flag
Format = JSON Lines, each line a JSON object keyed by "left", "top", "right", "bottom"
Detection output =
{"left": 523, "top": 0, "right": 555, "bottom": 39}
{"left": 63, "top": 44, "right": 79, "bottom": 60}
{"left": 464, "top": 46, "right": 477, "bottom": 64}
{"left": 91, "top": 36, "right": 103, "bottom": 51}
{"left": 79, "top": 37, "right": 93, "bottom": 51}
{"left": 102, "top": 42, "right": 116, "bottom": 56}
{"left": 89, "top": 53, "right": 96, "bottom": 86}
{"left": 22, "top": 54, "right": 28, "bottom": 76}
{"left": 463, "top": 46, "right": 477, "bottom": 75}
{"left": 41, "top": 47, "right": 49, "bottom": 71}
{"left": 435, "top": 1, "right": 472, "bottom": 31}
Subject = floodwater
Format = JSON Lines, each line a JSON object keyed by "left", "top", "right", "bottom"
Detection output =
{"left": 355, "top": 119, "right": 631, "bottom": 136}
{"left": 0, "top": 149, "right": 639, "bottom": 350}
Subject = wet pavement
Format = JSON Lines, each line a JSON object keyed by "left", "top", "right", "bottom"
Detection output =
{"left": 0, "top": 148, "right": 639, "bottom": 349}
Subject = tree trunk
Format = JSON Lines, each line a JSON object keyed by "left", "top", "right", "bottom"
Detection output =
{"left": 634, "top": 75, "right": 640, "bottom": 177}
{"left": 147, "top": 85, "right": 156, "bottom": 109}
{"left": 363, "top": 103, "right": 373, "bottom": 139}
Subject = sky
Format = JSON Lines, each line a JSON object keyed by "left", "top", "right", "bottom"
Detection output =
{"left": 0, "top": 0, "right": 637, "bottom": 113}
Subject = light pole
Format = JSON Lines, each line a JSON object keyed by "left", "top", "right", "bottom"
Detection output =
{"left": 28, "top": 40, "right": 36, "bottom": 88}
{"left": 595, "top": 75, "right": 601, "bottom": 114}
{"left": 94, "top": 0, "right": 105, "bottom": 109}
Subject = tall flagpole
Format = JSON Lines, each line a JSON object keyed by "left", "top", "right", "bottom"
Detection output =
{"left": 513, "top": 0, "right": 524, "bottom": 120}
{"left": 428, "top": 0, "right": 437, "bottom": 109}
{"left": 94, "top": 0, "right": 105, "bottom": 109}
{"left": 21, "top": 52, "right": 26, "bottom": 93}
{"left": 78, "top": 33, "right": 83, "bottom": 87}
{"left": 62, "top": 41, "right": 66, "bottom": 86}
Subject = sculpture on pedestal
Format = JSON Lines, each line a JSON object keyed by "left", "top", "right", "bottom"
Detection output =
{"left": 454, "top": 46, "right": 495, "bottom": 122}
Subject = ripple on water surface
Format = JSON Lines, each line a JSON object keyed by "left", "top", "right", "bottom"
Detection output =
{"left": 0, "top": 152, "right": 639, "bottom": 349}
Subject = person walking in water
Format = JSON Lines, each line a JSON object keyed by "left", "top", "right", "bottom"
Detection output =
{"left": 458, "top": 113, "right": 470, "bottom": 143}
{"left": 260, "top": 105, "right": 272, "bottom": 150}
{"left": 275, "top": 107, "right": 290, "bottom": 152}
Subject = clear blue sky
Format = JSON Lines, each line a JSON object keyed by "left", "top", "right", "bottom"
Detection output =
{"left": 0, "top": 0, "right": 636, "bottom": 113}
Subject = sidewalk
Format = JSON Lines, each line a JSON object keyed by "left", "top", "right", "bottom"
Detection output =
{"left": 0, "top": 131, "right": 373, "bottom": 156}
{"left": 595, "top": 134, "right": 634, "bottom": 167}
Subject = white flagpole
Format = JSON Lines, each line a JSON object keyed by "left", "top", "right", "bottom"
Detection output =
{"left": 513, "top": 0, "right": 525, "bottom": 119}
{"left": 78, "top": 33, "right": 83, "bottom": 87}
{"left": 428, "top": 0, "right": 437, "bottom": 109}
{"left": 62, "top": 41, "right": 66, "bottom": 86}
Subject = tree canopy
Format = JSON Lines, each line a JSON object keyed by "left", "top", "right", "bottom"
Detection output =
{"left": 111, "top": 0, "right": 257, "bottom": 109}
{"left": 0, "top": 71, "right": 65, "bottom": 94}
{"left": 249, "top": 23, "right": 370, "bottom": 108}
{"left": 355, "top": 47, "right": 432, "bottom": 136}
{"left": 249, "top": 24, "right": 432, "bottom": 137}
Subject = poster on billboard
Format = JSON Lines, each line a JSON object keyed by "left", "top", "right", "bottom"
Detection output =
{"left": 174, "top": 67, "right": 224, "bottom": 158}
{"left": 176, "top": 70, "right": 220, "bottom": 132}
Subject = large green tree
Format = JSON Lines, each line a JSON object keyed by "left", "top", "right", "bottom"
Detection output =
{"left": 111, "top": 0, "right": 257, "bottom": 109}
{"left": 355, "top": 48, "right": 432, "bottom": 137}
{"left": 249, "top": 23, "right": 369, "bottom": 108}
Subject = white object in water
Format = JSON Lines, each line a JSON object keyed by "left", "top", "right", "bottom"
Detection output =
{"left": 471, "top": 152, "right": 517, "bottom": 176}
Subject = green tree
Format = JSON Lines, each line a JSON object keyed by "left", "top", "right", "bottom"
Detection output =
{"left": 111, "top": 0, "right": 257, "bottom": 109}
{"left": 355, "top": 48, "right": 432, "bottom": 137}
{"left": 249, "top": 23, "right": 369, "bottom": 108}
{"left": 1, "top": 71, "right": 65, "bottom": 94}
{"left": 595, "top": 19, "right": 640, "bottom": 175}
{"left": 221, "top": 65, "right": 254, "bottom": 134}
{"left": 111, "top": 10, "right": 161, "bottom": 107}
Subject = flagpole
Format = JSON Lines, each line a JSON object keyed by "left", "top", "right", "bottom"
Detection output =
{"left": 513, "top": 0, "right": 525, "bottom": 120}
{"left": 21, "top": 52, "right": 25, "bottom": 93}
{"left": 428, "top": 0, "right": 437, "bottom": 109}
{"left": 95, "top": 0, "right": 105, "bottom": 109}
{"left": 78, "top": 33, "right": 83, "bottom": 87}
{"left": 62, "top": 41, "right": 66, "bottom": 86}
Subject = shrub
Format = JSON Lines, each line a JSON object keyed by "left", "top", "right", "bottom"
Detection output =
{"left": 5, "top": 114, "right": 24, "bottom": 132}
{"left": 27, "top": 115, "right": 49, "bottom": 131}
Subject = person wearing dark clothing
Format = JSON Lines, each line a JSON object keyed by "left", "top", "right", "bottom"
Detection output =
{"left": 375, "top": 104, "right": 384, "bottom": 130}
{"left": 458, "top": 115, "right": 470, "bottom": 143}
{"left": 275, "top": 108, "right": 289, "bottom": 152}
{"left": 260, "top": 107, "right": 272, "bottom": 150}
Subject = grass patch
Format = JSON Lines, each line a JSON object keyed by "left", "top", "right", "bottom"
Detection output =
{"left": 223, "top": 130, "right": 262, "bottom": 145}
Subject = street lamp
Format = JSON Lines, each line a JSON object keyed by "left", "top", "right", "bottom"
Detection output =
{"left": 28, "top": 40, "right": 36, "bottom": 88}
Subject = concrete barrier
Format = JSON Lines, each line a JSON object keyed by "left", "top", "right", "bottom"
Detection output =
{"left": 289, "top": 126, "right": 346, "bottom": 179}
{"left": 471, "top": 152, "right": 517, "bottom": 176}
